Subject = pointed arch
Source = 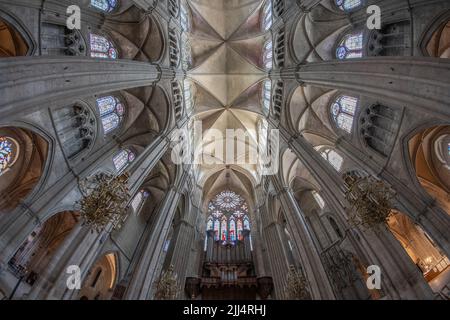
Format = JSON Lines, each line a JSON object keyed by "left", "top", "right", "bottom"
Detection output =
{"left": 0, "top": 10, "right": 35, "bottom": 57}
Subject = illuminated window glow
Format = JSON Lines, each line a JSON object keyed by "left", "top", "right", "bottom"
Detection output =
{"left": 336, "top": 32, "right": 363, "bottom": 60}
{"left": 321, "top": 148, "right": 344, "bottom": 171}
{"left": 96, "top": 96, "right": 124, "bottom": 134}
{"left": 0, "top": 137, "right": 18, "bottom": 176}
{"left": 331, "top": 95, "right": 358, "bottom": 133}
{"left": 312, "top": 191, "right": 325, "bottom": 209}
{"left": 263, "top": 40, "right": 273, "bottom": 70}
{"left": 90, "top": 34, "right": 117, "bottom": 59}
{"left": 335, "top": 0, "right": 362, "bottom": 11}
{"left": 113, "top": 149, "right": 135, "bottom": 172}
{"left": 91, "top": 0, "right": 117, "bottom": 12}
{"left": 206, "top": 190, "right": 250, "bottom": 245}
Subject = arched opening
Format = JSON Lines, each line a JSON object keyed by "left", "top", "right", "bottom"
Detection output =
{"left": 263, "top": 39, "right": 273, "bottom": 70}
{"left": 113, "top": 148, "right": 135, "bottom": 173}
{"left": 90, "top": 0, "right": 118, "bottom": 13}
{"left": 387, "top": 210, "right": 450, "bottom": 291}
{"left": 78, "top": 253, "right": 118, "bottom": 300}
{"left": 426, "top": 19, "right": 450, "bottom": 58}
{"left": 96, "top": 96, "right": 125, "bottom": 135}
{"left": 408, "top": 125, "right": 450, "bottom": 215}
{"left": 206, "top": 190, "right": 251, "bottom": 245}
{"left": 200, "top": 189, "right": 257, "bottom": 300}
{"left": 8, "top": 211, "right": 79, "bottom": 287}
{"left": 336, "top": 31, "right": 364, "bottom": 60}
{"left": 261, "top": 79, "right": 272, "bottom": 116}
{"left": 330, "top": 95, "right": 359, "bottom": 134}
{"left": 0, "top": 127, "right": 48, "bottom": 213}
{"left": 89, "top": 33, "right": 118, "bottom": 59}
{"left": 335, "top": 0, "right": 362, "bottom": 12}
{"left": 315, "top": 146, "right": 344, "bottom": 172}
{"left": 262, "top": 0, "right": 273, "bottom": 32}
{"left": 0, "top": 18, "right": 29, "bottom": 57}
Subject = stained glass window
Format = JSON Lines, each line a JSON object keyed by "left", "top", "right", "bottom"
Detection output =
{"left": 312, "top": 191, "right": 325, "bottom": 209}
{"left": 213, "top": 219, "right": 220, "bottom": 241}
{"left": 237, "top": 219, "right": 244, "bottom": 240}
{"left": 262, "top": 80, "right": 272, "bottom": 115}
{"left": 229, "top": 217, "right": 237, "bottom": 242}
{"left": 90, "top": 34, "right": 118, "bottom": 59}
{"left": 321, "top": 148, "right": 343, "bottom": 171}
{"left": 113, "top": 149, "right": 135, "bottom": 172}
{"left": 96, "top": 96, "right": 124, "bottom": 134}
{"left": 263, "top": 40, "right": 273, "bottom": 70}
{"left": 331, "top": 95, "right": 358, "bottom": 133}
{"left": 206, "top": 190, "right": 250, "bottom": 245}
{"left": 336, "top": 32, "right": 363, "bottom": 60}
{"left": 243, "top": 216, "right": 250, "bottom": 230}
{"left": 131, "top": 190, "right": 149, "bottom": 212}
{"left": 91, "top": 0, "right": 117, "bottom": 12}
{"left": 262, "top": 0, "right": 273, "bottom": 31}
{"left": 206, "top": 218, "right": 213, "bottom": 231}
{"left": 215, "top": 190, "right": 241, "bottom": 209}
{"left": 220, "top": 216, "right": 228, "bottom": 242}
{"left": 335, "top": 0, "right": 362, "bottom": 11}
{"left": 0, "top": 137, "right": 18, "bottom": 176}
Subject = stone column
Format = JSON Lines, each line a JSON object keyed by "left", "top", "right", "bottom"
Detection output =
{"left": 276, "top": 184, "right": 336, "bottom": 300}
{"left": 124, "top": 171, "right": 188, "bottom": 300}
{"left": 162, "top": 218, "right": 195, "bottom": 299}
{"left": 26, "top": 222, "right": 107, "bottom": 299}
{"left": 262, "top": 220, "right": 291, "bottom": 299}
{"left": 251, "top": 207, "right": 269, "bottom": 277}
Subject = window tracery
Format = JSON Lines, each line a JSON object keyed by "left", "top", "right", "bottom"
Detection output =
{"left": 262, "top": 0, "right": 273, "bottom": 31}
{"left": 321, "top": 148, "right": 344, "bottom": 171}
{"left": 335, "top": 0, "right": 362, "bottom": 12}
{"left": 336, "top": 32, "right": 363, "bottom": 60}
{"left": 0, "top": 137, "right": 18, "bottom": 176}
{"left": 206, "top": 190, "right": 250, "bottom": 245}
{"left": 331, "top": 95, "right": 358, "bottom": 133}
{"left": 91, "top": 0, "right": 117, "bottom": 12}
{"left": 96, "top": 96, "right": 124, "bottom": 134}
{"left": 113, "top": 149, "right": 135, "bottom": 172}
{"left": 90, "top": 34, "right": 117, "bottom": 59}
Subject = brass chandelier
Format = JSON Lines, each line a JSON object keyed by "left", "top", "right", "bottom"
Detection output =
{"left": 78, "top": 172, "right": 130, "bottom": 233}
{"left": 344, "top": 173, "right": 396, "bottom": 230}
{"left": 155, "top": 265, "right": 179, "bottom": 300}
{"left": 286, "top": 265, "right": 309, "bottom": 300}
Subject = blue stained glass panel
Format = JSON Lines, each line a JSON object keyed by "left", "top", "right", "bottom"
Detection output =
{"left": 0, "top": 137, "right": 13, "bottom": 175}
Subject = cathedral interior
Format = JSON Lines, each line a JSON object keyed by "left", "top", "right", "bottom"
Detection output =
{"left": 0, "top": 0, "right": 450, "bottom": 300}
